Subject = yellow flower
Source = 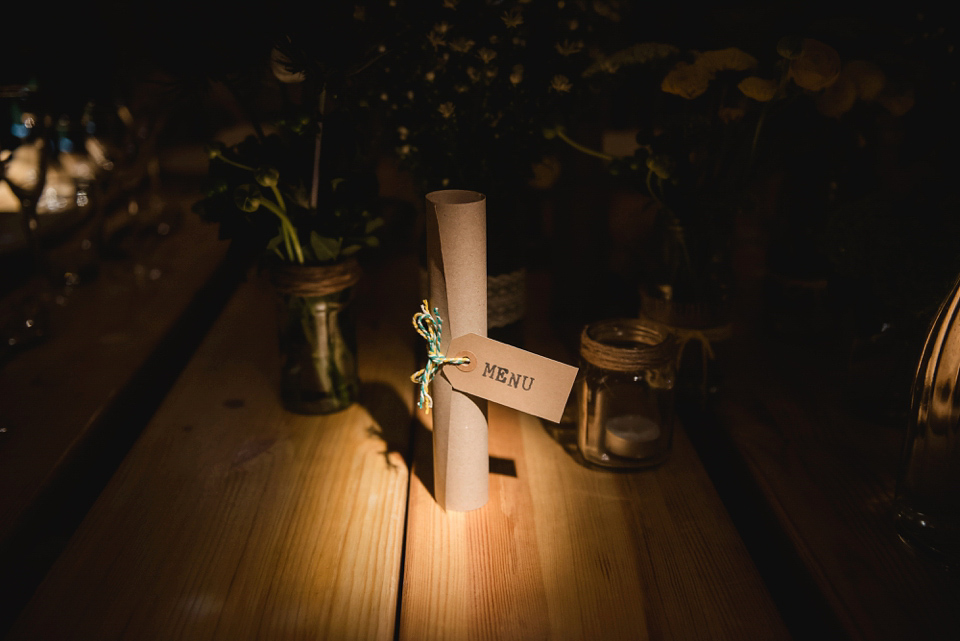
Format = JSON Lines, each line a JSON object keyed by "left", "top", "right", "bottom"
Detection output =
{"left": 502, "top": 8, "right": 523, "bottom": 28}
{"left": 427, "top": 31, "right": 446, "bottom": 49}
{"left": 449, "top": 37, "right": 476, "bottom": 53}
{"left": 477, "top": 48, "right": 497, "bottom": 64}
{"left": 789, "top": 39, "right": 841, "bottom": 91}
{"left": 879, "top": 89, "right": 915, "bottom": 116}
{"left": 815, "top": 74, "right": 857, "bottom": 118}
{"left": 509, "top": 64, "right": 524, "bottom": 85}
{"left": 442, "top": 0, "right": 459, "bottom": 8}
{"left": 555, "top": 40, "right": 585, "bottom": 56}
{"left": 551, "top": 75, "right": 573, "bottom": 92}
{"left": 661, "top": 61, "right": 711, "bottom": 99}
{"left": 696, "top": 47, "right": 758, "bottom": 74}
{"left": 844, "top": 60, "right": 886, "bottom": 101}
{"left": 718, "top": 106, "right": 746, "bottom": 123}
{"left": 438, "top": 102, "right": 455, "bottom": 118}
{"left": 466, "top": 67, "right": 480, "bottom": 82}
{"left": 738, "top": 76, "right": 778, "bottom": 102}
{"left": 529, "top": 156, "right": 562, "bottom": 190}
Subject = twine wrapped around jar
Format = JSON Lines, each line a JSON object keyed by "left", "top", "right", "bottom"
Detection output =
{"left": 580, "top": 319, "right": 678, "bottom": 373}
{"left": 267, "top": 258, "right": 362, "bottom": 415}
{"left": 267, "top": 258, "right": 362, "bottom": 296}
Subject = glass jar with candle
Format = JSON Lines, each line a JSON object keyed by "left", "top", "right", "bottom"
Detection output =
{"left": 577, "top": 319, "right": 678, "bottom": 469}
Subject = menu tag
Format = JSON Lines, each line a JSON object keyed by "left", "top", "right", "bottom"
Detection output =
{"left": 442, "top": 333, "right": 579, "bottom": 423}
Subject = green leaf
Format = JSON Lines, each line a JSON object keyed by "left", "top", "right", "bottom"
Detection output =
{"left": 341, "top": 244, "right": 362, "bottom": 256}
{"left": 364, "top": 217, "right": 385, "bottom": 234}
{"left": 310, "top": 232, "right": 342, "bottom": 262}
{"left": 364, "top": 236, "right": 380, "bottom": 247}
{"left": 266, "top": 234, "right": 284, "bottom": 252}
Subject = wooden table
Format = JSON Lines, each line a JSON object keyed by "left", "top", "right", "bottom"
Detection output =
{"left": 6, "top": 251, "right": 790, "bottom": 640}
{"left": 707, "top": 330, "right": 960, "bottom": 641}
{"left": 0, "top": 188, "right": 241, "bottom": 632}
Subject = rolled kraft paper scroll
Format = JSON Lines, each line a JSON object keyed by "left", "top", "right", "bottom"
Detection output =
{"left": 426, "top": 190, "right": 489, "bottom": 511}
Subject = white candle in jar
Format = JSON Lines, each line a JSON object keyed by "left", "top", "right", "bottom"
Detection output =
{"left": 604, "top": 414, "right": 661, "bottom": 459}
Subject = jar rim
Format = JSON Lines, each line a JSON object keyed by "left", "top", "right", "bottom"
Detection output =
{"left": 580, "top": 318, "right": 678, "bottom": 371}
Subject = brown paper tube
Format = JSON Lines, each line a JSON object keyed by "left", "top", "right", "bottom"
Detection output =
{"left": 426, "top": 189, "right": 488, "bottom": 511}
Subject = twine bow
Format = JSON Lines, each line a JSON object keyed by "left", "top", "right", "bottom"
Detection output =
{"left": 411, "top": 300, "right": 471, "bottom": 412}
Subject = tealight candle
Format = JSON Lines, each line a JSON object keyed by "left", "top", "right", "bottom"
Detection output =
{"left": 604, "top": 414, "right": 661, "bottom": 459}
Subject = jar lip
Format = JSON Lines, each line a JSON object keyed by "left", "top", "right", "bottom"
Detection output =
{"left": 580, "top": 318, "right": 678, "bottom": 371}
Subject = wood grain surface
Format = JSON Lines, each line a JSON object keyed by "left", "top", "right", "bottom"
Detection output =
{"left": 7, "top": 255, "right": 417, "bottom": 640}
{"left": 0, "top": 207, "right": 228, "bottom": 546}
{"left": 398, "top": 401, "right": 790, "bottom": 641}
{"left": 714, "top": 334, "right": 960, "bottom": 641}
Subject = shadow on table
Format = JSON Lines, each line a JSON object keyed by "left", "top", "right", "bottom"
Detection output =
{"left": 361, "top": 381, "right": 415, "bottom": 470}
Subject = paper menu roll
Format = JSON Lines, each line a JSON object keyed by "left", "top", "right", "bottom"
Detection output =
{"left": 426, "top": 190, "right": 489, "bottom": 511}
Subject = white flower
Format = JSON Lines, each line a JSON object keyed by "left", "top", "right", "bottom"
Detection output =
{"left": 438, "top": 102, "right": 456, "bottom": 118}
{"left": 478, "top": 48, "right": 497, "bottom": 64}
{"left": 502, "top": 8, "right": 523, "bottom": 28}
{"left": 425, "top": 71, "right": 436, "bottom": 82}
{"left": 555, "top": 40, "right": 584, "bottom": 56}
{"left": 270, "top": 47, "right": 306, "bottom": 84}
{"left": 550, "top": 75, "right": 573, "bottom": 92}
{"left": 449, "top": 37, "right": 476, "bottom": 53}
{"left": 397, "top": 126, "right": 409, "bottom": 140}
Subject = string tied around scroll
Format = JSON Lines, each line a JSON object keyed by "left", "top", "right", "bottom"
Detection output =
{"left": 411, "top": 300, "right": 471, "bottom": 412}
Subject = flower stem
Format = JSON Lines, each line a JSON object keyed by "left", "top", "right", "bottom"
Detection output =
{"left": 270, "top": 184, "right": 286, "bottom": 212}
{"left": 646, "top": 169, "right": 664, "bottom": 205}
{"left": 215, "top": 154, "right": 255, "bottom": 173}
{"left": 555, "top": 128, "right": 614, "bottom": 161}
{"left": 260, "top": 199, "right": 305, "bottom": 264}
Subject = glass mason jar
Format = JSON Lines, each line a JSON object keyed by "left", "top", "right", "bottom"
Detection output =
{"left": 577, "top": 319, "right": 679, "bottom": 469}
{"left": 894, "top": 273, "right": 960, "bottom": 563}
{"left": 269, "top": 261, "right": 361, "bottom": 415}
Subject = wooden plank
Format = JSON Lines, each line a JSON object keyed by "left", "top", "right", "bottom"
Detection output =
{"left": 0, "top": 198, "right": 229, "bottom": 545}
{"left": 713, "top": 334, "right": 960, "bottom": 641}
{"left": 7, "top": 255, "right": 416, "bottom": 640}
{"left": 399, "top": 400, "right": 790, "bottom": 641}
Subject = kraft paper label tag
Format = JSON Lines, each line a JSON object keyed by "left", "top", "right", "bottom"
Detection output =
{"left": 442, "top": 333, "right": 579, "bottom": 423}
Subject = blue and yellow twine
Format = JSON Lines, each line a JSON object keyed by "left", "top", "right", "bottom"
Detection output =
{"left": 411, "top": 300, "right": 470, "bottom": 412}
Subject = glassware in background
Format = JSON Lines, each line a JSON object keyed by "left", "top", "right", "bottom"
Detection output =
{"left": 894, "top": 273, "right": 960, "bottom": 564}
{"left": 577, "top": 319, "right": 678, "bottom": 469}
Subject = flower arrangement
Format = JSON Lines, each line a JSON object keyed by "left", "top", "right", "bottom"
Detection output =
{"left": 191, "top": 7, "right": 395, "bottom": 266}
{"left": 550, "top": 32, "right": 919, "bottom": 326}
{"left": 194, "top": 130, "right": 383, "bottom": 265}
{"left": 377, "top": 0, "right": 629, "bottom": 197}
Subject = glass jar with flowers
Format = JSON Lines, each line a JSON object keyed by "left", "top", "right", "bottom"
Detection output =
{"left": 192, "top": 14, "right": 388, "bottom": 414}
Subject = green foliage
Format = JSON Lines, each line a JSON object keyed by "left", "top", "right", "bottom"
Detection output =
{"left": 193, "top": 121, "right": 383, "bottom": 264}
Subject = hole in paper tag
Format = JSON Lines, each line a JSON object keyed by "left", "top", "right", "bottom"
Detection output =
{"left": 441, "top": 333, "right": 579, "bottom": 423}
{"left": 454, "top": 350, "right": 477, "bottom": 372}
